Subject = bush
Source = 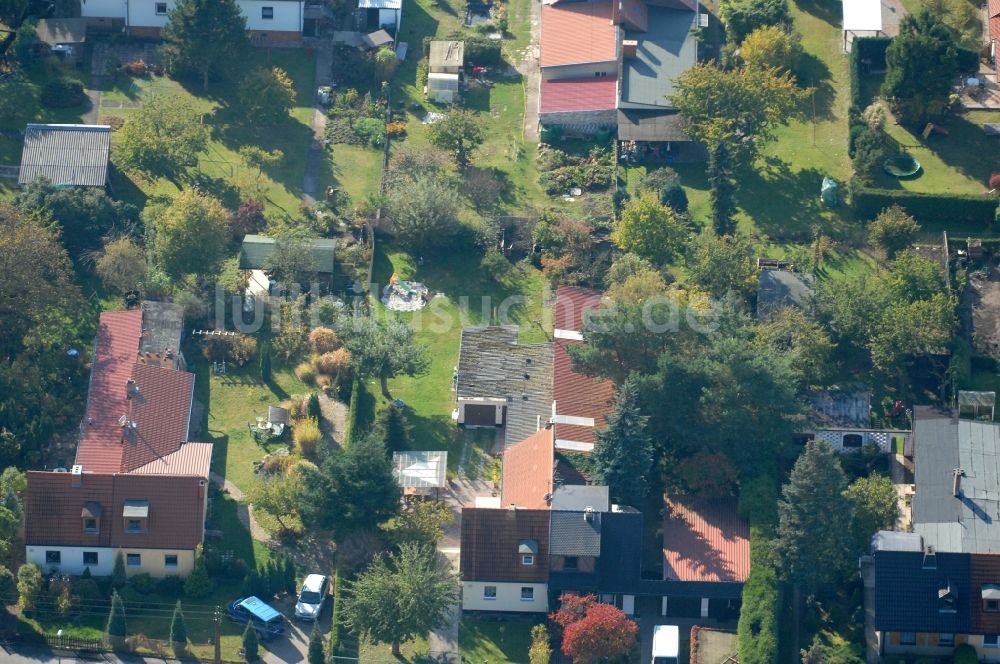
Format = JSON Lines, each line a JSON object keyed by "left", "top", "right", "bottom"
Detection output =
{"left": 130, "top": 573, "right": 156, "bottom": 594}
{"left": 315, "top": 348, "right": 351, "bottom": 378}
{"left": 661, "top": 183, "right": 688, "bottom": 213}
{"left": 953, "top": 645, "right": 977, "bottom": 664}
{"left": 157, "top": 575, "right": 185, "bottom": 596}
{"left": 852, "top": 127, "right": 894, "bottom": 184}
{"left": 737, "top": 561, "right": 780, "bottom": 664}
{"left": 719, "top": 0, "right": 790, "bottom": 42}
{"left": 353, "top": 117, "right": 386, "bottom": 147}
{"left": 295, "top": 361, "right": 316, "bottom": 384}
{"left": 540, "top": 125, "right": 563, "bottom": 144}
{"left": 459, "top": 35, "right": 503, "bottom": 65}
{"left": 738, "top": 474, "right": 779, "bottom": 528}
{"left": 293, "top": 418, "right": 323, "bottom": 458}
{"left": 309, "top": 327, "right": 341, "bottom": 354}
{"left": 989, "top": 172, "right": 1000, "bottom": 191}
{"left": 201, "top": 334, "right": 258, "bottom": 367}
{"left": 40, "top": 77, "right": 87, "bottom": 108}
{"left": 956, "top": 48, "right": 979, "bottom": 73}
{"left": 850, "top": 179, "right": 999, "bottom": 224}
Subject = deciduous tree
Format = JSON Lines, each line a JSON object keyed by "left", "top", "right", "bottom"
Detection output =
{"left": 869, "top": 205, "right": 920, "bottom": 259}
{"left": 739, "top": 25, "right": 803, "bottom": 72}
{"left": 146, "top": 188, "right": 230, "bottom": 278}
{"left": 612, "top": 196, "right": 687, "bottom": 265}
{"left": 96, "top": 238, "right": 147, "bottom": 294}
{"left": 336, "top": 316, "right": 430, "bottom": 398}
{"left": 754, "top": 308, "right": 834, "bottom": 385}
{"left": 550, "top": 594, "right": 638, "bottom": 664}
{"left": 239, "top": 68, "right": 296, "bottom": 125}
{"left": 113, "top": 95, "right": 209, "bottom": 179}
{"left": 161, "top": 0, "right": 249, "bottom": 89}
{"left": 342, "top": 543, "right": 458, "bottom": 657}
{"left": 845, "top": 474, "right": 899, "bottom": 553}
{"left": 382, "top": 500, "right": 455, "bottom": 548}
{"left": 685, "top": 230, "right": 756, "bottom": 301}
{"left": 427, "top": 108, "right": 485, "bottom": 168}
{"left": 592, "top": 379, "right": 653, "bottom": 508}
{"left": 386, "top": 173, "right": 461, "bottom": 252}
{"left": 719, "top": 0, "right": 790, "bottom": 41}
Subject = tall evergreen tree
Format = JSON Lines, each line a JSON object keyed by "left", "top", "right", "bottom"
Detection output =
{"left": 591, "top": 379, "right": 654, "bottom": 508}
{"left": 282, "top": 556, "right": 297, "bottom": 595}
{"left": 160, "top": 0, "right": 249, "bottom": 90}
{"left": 307, "top": 621, "right": 325, "bottom": 664}
{"left": 882, "top": 8, "right": 958, "bottom": 124}
{"left": 106, "top": 590, "right": 127, "bottom": 642}
{"left": 111, "top": 552, "right": 127, "bottom": 590}
{"left": 708, "top": 141, "right": 738, "bottom": 236}
{"left": 378, "top": 404, "right": 411, "bottom": 454}
{"left": 170, "top": 600, "right": 188, "bottom": 652}
{"left": 242, "top": 623, "right": 260, "bottom": 662}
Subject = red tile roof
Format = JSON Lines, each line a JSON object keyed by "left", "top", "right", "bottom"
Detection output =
{"left": 130, "top": 442, "right": 212, "bottom": 477}
{"left": 76, "top": 310, "right": 144, "bottom": 473}
{"left": 75, "top": 310, "right": 196, "bottom": 474}
{"left": 540, "top": 77, "right": 619, "bottom": 114}
{"left": 25, "top": 471, "right": 208, "bottom": 550}
{"left": 541, "top": 0, "right": 618, "bottom": 67}
{"left": 502, "top": 428, "right": 555, "bottom": 509}
{"left": 552, "top": 286, "right": 615, "bottom": 448}
{"left": 991, "top": 0, "right": 1000, "bottom": 43}
{"left": 662, "top": 499, "right": 750, "bottom": 583}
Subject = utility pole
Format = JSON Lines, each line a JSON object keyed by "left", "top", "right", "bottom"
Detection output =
{"left": 214, "top": 606, "right": 222, "bottom": 664}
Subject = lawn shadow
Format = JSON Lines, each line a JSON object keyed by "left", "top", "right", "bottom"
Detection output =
{"left": 797, "top": 51, "right": 836, "bottom": 120}
{"left": 794, "top": 0, "right": 840, "bottom": 25}
{"left": 107, "top": 167, "right": 150, "bottom": 209}
{"left": 907, "top": 114, "right": 995, "bottom": 185}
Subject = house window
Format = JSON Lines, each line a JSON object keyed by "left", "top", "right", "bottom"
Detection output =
{"left": 127, "top": 553, "right": 141, "bottom": 567}
{"left": 939, "top": 633, "right": 955, "bottom": 646}
{"left": 564, "top": 556, "right": 579, "bottom": 571}
{"left": 83, "top": 551, "right": 98, "bottom": 566}
{"left": 594, "top": 71, "right": 607, "bottom": 77}
{"left": 987, "top": 599, "right": 1000, "bottom": 612}
{"left": 483, "top": 586, "right": 497, "bottom": 600}
{"left": 986, "top": 635, "right": 1000, "bottom": 648}
{"left": 126, "top": 519, "right": 145, "bottom": 533}
{"left": 520, "top": 587, "right": 534, "bottom": 601}
{"left": 521, "top": 554, "right": 534, "bottom": 566}
{"left": 165, "top": 554, "right": 178, "bottom": 568}
{"left": 83, "top": 518, "right": 98, "bottom": 533}
{"left": 900, "top": 632, "right": 916, "bottom": 645}
{"left": 155, "top": 2, "right": 167, "bottom": 14}
{"left": 261, "top": 6, "right": 274, "bottom": 19}
{"left": 45, "top": 551, "right": 61, "bottom": 565}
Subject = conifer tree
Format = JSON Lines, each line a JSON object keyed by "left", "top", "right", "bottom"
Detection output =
{"left": 591, "top": 379, "right": 654, "bottom": 508}
{"left": 708, "top": 141, "right": 738, "bottom": 236}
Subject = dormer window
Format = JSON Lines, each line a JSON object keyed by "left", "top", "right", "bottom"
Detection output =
{"left": 81, "top": 501, "right": 102, "bottom": 534}
{"left": 123, "top": 500, "right": 149, "bottom": 534}
{"left": 983, "top": 585, "right": 1000, "bottom": 612}
{"left": 522, "top": 554, "right": 534, "bottom": 566}
{"left": 518, "top": 538, "right": 538, "bottom": 566}
{"left": 939, "top": 578, "right": 957, "bottom": 614}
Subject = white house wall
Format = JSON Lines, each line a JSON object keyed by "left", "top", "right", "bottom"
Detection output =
{"left": 85, "top": 0, "right": 303, "bottom": 34}
{"left": 81, "top": 0, "right": 127, "bottom": 18}
{"left": 26, "top": 545, "right": 196, "bottom": 577}
{"left": 462, "top": 581, "right": 549, "bottom": 613}
{"left": 241, "top": 0, "right": 303, "bottom": 33}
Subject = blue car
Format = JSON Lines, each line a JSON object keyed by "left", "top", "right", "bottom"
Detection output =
{"left": 226, "top": 596, "right": 286, "bottom": 640}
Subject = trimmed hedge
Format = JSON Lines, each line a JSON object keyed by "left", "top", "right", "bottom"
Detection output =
{"left": 327, "top": 571, "right": 340, "bottom": 661}
{"left": 849, "top": 179, "right": 998, "bottom": 224}
{"left": 849, "top": 37, "right": 891, "bottom": 111}
{"left": 737, "top": 558, "right": 781, "bottom": 664}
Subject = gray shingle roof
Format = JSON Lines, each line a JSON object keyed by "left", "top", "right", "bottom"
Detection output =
{"left": 913, "top": 413, "right": 1000, "bottom": 553}
{"left": 140, "top": 301, "right": 184, "bottom": 357}
{"left": 455, "top": 326, "right": 553, "bottom": 446}
{"left": 619, "top": 7, "right": 698, "bottom": 110}
{"left": 19, "top": 124, "right": 110, "bottom": 188}
{"left": 550, "top": 510, "right": 602, "bottom": 556}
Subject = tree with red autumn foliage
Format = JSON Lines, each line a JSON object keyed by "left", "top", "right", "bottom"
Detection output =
{"left": 550, "top": 593, "right": 638, "bottom": 664}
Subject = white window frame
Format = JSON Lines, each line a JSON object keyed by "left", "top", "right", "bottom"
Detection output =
{"left": 261, "top": 6, "right": 274, "bottom": 19}
{"left": 986, "top": 634, "right": 1000, "bottom": 648}
{"left": 83, "top": 551, "right": 98, "bottom": 566}
{"left": 521, "top": 554, "right": 534, "bottom": 566}
{"left": 164, "top": 554, "right": 178, "bottom": 568}
{"left": 45, "top": 550, "right": 61, "bottom": 565}
{"left": 126, "top": 553, "right": 141, "bottom": 567}
{"left": 483, "top": 586, "right": 497, "bottom": 600}
{"left": 520, "top": 587, "right": 534, "bottom": 601}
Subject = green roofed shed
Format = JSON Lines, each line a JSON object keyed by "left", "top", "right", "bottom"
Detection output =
{"left": 238, "top": 234, "right": 337, "bottom": 273}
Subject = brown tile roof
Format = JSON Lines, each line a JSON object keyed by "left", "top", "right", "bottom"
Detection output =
{"left": 502, "top": 429, "right": 555, "bottom": 509}
{"left": 541, "top": 1, "right": 618, "bottom": 68}
{"left": 554, "top": 285, "right": 605, "bottom": 334}
{"left": 460, "top": 508, "right": 550, "bottom": 583}
{"left": 25, "top": 471, "right": 208, "bottom": 550}
{"left": 75, "top": 310, "right": 197, "bottom": 474}
{"left": 553, "top": 340, "right": 616, "bottom": 448}
{"left": 130, "top": 442, "right": 212, "bottom": 477}
{"left": 971, "top": 553, "right": 1000, "bottom": 634}
{"left": 662, "top": 499, "right": 750, "bottom": 583}
{"left": 991, "top": 0, "right": 1000, "bottom": 42}
{"left": 76, "top": 310, "right": 144, "bottom": 473}
{"left": 540, "top": 77, "right": 619, "bottom": 114}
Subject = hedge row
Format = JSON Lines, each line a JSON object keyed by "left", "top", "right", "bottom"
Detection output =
{"left": 737, "top": 552, "right": 781, "bottom": 664}
{"left": 343, "top": 376, "right": 361, "bottom": 447}
{"left": 849, "top": 37, "right": 891, "bottom": 111}
{"left": 849, "top": 179, "right": 998, "bottom": 223}
{"left": 327, "top": 570, "right": 341, "bottom": 661}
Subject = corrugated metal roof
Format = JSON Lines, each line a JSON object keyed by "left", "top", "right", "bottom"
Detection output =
{"left": 540, "top": 1, "right": 617, "bottom": 68}
{"left": 662, "top": 499, "right": 750, "bottom": 583}
{"left": 130, "top": 442, "right": 213, "bottom": 477}
{"left": 550, "top": 510, "right": 602, "bottom": 556}
{"left": 502, "top": 429, "right": 555, "bottom": 510}
{"left": 359, "top": 0, "right": 401, "bottom": 9}
{"left": 19, "top": 124, "right": 110, "bottom": 188}
{"left": 619, "top": 7, "right": 698, "bottom": 110}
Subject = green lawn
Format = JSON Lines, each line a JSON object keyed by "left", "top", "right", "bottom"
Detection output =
{"left": 459, "top": 619, "right": 537, "bottom": 663}
{"left": 371, "top": 240, "right": 547, "bottom": 472}
{"left": 99, "top": 48, "right": 320, "bottom": 217}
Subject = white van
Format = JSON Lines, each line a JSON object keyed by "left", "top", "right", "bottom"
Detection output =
{"left": 652, "top": 625, "right": 680, "bottom": 664}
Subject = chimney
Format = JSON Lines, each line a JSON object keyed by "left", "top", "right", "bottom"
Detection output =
{"left": 923, "top": 545, "right": 937, "bottom": 570}
{"left": 126, "top": 378, "right": 139, "bottom": 399}
{"left": 611, "top": 0, "right": 621, "bottom": 24}
{"left": 953, "top": 467, "right": 964, "bottom": 497}
{"left": 584, "top": 506, "right": 594, "bottom": 522}
{"left": 71, "top": 464, "right": 83, "bottom": 488}
{"left": 622, "top": 39, "right": 638, "bottom": 58}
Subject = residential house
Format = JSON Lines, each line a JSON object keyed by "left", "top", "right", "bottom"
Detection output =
{"left": 453, "top": 326, "right": 553, "bottom": 448}
{"left": 428, "top": 40, "right": 463, "bottom": 104}
{"left": 869, "top": 530, "right": 1000, "bottom": 660}
{"left": 18, "top": 124, "right": 111, "bottom": 189}
{"left": 358, "top": 0, "right": 401, "bottom": 31}
{"left": 538, "top": 0, "right": 699, "bottom": 144}
{"left": 80, "top": 0, "right": 306, "bottom": 40}
{"left": 911, "top": 408, "right": 1000, "bottom": 553}
{"left": 461, "top": 427, "right": 747, "bottom": 617}
{"left": 551, "top": 286, "right": 615, "bottom": 452}
{"left": 24, "top": 307, "right": 211, "bottom": 577}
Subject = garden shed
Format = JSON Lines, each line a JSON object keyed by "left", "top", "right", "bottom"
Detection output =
{"left": 429, "top": 40, "right": 464, "bottom": 74}
{"left": 427, "top": 73, "right": 460, "bottom": 104}
{"left": 18, "top": 124, "right": 111, "bottom": 189}
{"left": 238, "top": 234, "right": 337, "bottom": 290}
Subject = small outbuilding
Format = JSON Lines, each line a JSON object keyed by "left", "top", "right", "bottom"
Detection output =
{"left": 18, "top": 124, "right": 111, "bottom": 189}
{"left": 35, "top": 18, "right": 87, "bottom": 63}
{"left": 841, "top": 0, "right": 883, "bottom": 50}
{"left": 362, "top": 28, "right": 394, "bottom": 50}
{"left": 359, "top": 0, "right": 401, "bottom": 31}
{"left": 429, "top": 40, "right": 464, "bottom": 74}
{"left": 238, "top": 234, "right": 337, "bottom": 290}
{"left": 393, "top": 450, "right": 448, "bottom": 497}
{"left": 427, "top": 73, "right": 460, "bottom": 104}
{"left": 756, "top": 269, "right": 815, "bottom": 320}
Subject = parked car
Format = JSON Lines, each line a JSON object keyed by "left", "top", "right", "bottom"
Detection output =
{"left": 651, "top": 625, "right": 679, "bottom": 664}
{"left": 294, "top": 573, "right": 329, "bottom": 621}
{"left": 226, "top": 596, "right": 286, "bottom": 639}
